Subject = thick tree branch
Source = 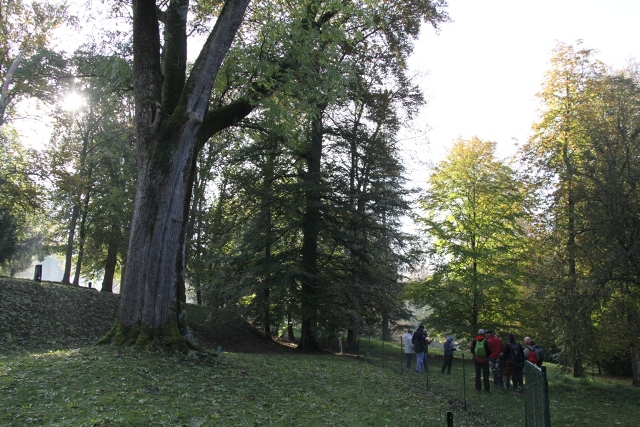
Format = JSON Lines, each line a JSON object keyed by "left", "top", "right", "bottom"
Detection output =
{"left": 182, "top": 0, "right": 251, "bottom": 119}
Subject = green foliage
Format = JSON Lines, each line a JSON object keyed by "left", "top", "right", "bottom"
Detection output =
{"left": 411, "top": 137, "right": 531, "bottom": 339}
{"left": 185, "top": 0, "right": 449, "bottom": 346}
{"left": 0, "top": 127, "right": 45, "bottom": 270}
{"left": 523, "top": 42, "right": 640, "bottom": 377}
{"left": 0, "top": 0, "right": 70, "bottom": 125}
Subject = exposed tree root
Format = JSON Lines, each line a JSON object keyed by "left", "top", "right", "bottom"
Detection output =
{"left": 98, "top": 320, "right": 207, "bottom": 355}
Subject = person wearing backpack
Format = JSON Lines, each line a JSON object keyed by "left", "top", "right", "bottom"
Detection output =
{"left": 524, "top": 337, "right": 544, "bottom": 367}
{"left": 503, "top": 333, "right": 524, "bottom": 391}
{"left": 470, "top": 328, "right": 492, "bottom": 392}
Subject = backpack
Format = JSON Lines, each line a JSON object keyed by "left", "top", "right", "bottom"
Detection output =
{"left": 510, "top": 342, "right": 522, "bottom": 362}
{"left": 475, "top": 339, "right": 487, "bottom": 358}
{"left": 533, "top": 344, "right": 545, "bottom": 362}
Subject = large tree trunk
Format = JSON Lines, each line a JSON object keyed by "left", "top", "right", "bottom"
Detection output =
{"left": 298, "top": 114, "right": 323, "bottom": 352}
{"left": 102, "top": 0, "right": 251, "bottom": 351}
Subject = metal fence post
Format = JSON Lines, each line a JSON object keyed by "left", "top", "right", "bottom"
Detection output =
{"left": 543, "top": 366, "right": 551, "bottom": 427}
{"left": 447, "top": 411, "right": 453, "bottom": 427}
{"left": 462, "top": 352, "right": 467, "bottom": 411}
{"left": 426, "top": 361, "right": 430, "bottom": 390}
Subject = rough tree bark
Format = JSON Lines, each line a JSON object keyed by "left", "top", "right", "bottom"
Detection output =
{"left": 102, "top": 0, "right": 252, "bottom": 351}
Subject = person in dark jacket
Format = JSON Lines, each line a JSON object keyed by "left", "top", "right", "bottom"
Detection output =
{"left": 412, "top": 325, "right": 428, "bottom": 372}
{"left": 503, "top": 333, "right": 524, "bottom": 391}
{"left": 441, "top": 335, "right": 456, "bottom": 374}
{"left": 470, "top": 328, "right": 491, "bottom": 392}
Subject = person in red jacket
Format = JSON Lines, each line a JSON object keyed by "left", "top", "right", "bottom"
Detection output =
{"left": 524, "top": 337, "right": 543, "bottom": 367}
{"left": 470, "top": 329, "right": 492, "bottom": 392}
{"left": 486, "top": 330, "right": 504, "bottom": 387}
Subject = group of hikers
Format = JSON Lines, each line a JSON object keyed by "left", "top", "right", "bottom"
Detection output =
{"left": 404, "top": 326, "right": 545, "bottom": 393}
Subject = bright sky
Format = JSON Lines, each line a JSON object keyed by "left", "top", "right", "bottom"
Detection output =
{"left": 404, "top": 0, "right": 640, "bottom": 182}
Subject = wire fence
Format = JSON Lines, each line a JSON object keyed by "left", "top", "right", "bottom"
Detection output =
{"left": 523, "top": 362, "right": 552, "bottom": 427}
{"left": 337, "top": 333, "right": 550, "bottom": 426}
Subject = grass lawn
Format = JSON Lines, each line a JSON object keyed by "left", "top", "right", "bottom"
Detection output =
{"left": 1, "top": 346, "right": 490, "bottom": 426}
{"left": 2, "top": 278, "right": 639, "bottom": 426}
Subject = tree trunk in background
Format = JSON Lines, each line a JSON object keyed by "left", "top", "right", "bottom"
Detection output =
{"left": 72, "top": 191, "right": 90, "bottom": 286}
{"left": 632, "top": 344, "right": 640, "bottom": 386}
{"left": 287, "top": 311, "right": 295, "bottom": 342}
{"left": 64, "top": 114, "right": 91, "bottom": 285}
{"left": 101, "top": 238, "right": 118, "bottom": 293}
{"left": 62, "top": 202, "right": 79, "bottom": 285}
{"left": 261, "top": 141, "right": 275, "bottom": 339}
{"left": 298, "top": 114, "right": 323, "bottom": 352}
{"left": 347, "top": 328, "right": 357, "bottom": 353}
{"left": 382, "top": 312, "right": 391, "bottom": 341}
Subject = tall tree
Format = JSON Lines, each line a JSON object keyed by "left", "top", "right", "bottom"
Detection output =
{"left": 523, "top": 41, "right": 605, "bottom": 377}
{"left": 106, "top": 0, "right": 447, "bottom": 351}
{"left": 575, "top": 69, "right": 640, "bottom": 383}
{"left": 410, "top": 137, "right": 530, "bottom": 339}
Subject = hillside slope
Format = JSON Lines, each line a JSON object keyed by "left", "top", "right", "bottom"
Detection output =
{"left": 0, "top": 277, "right": 288, "bottom": 353}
